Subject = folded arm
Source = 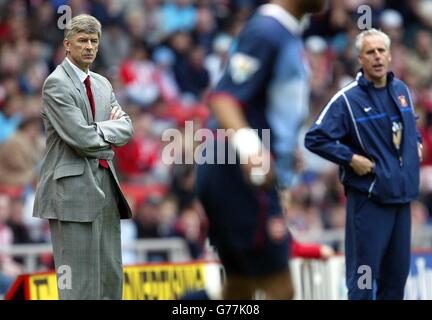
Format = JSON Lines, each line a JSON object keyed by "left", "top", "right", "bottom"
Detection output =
{"left": 43, "top": 77, "right": 113, "bottom": 159}
{"left": 93, "top": 84, "right": 134, "bottom": 147}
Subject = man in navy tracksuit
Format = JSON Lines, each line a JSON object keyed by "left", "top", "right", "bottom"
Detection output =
{"left": 305, "top": 29, "right": 422, "bottom": 300}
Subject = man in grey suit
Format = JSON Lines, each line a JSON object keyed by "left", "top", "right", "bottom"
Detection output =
{"left": 33, "top": 14, "right": 134, "bottom": 300}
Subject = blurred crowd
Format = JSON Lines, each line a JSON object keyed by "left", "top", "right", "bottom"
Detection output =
{"left": 2, "top": 0, "right": 432, "bottom": 292}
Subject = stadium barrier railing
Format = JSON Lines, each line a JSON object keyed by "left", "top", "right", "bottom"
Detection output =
{"left": 0, "top": 238, "right": 191, "bottom": 273}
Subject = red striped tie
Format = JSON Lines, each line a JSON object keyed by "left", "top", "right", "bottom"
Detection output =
{"left": 84, "top": 75, "right": 109, "bottom": 169}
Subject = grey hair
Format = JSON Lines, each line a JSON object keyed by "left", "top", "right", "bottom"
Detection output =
{"left": 64, "top": 14, "right": 102, "bottom": 39}
{"left": 355, "top": 28, "right": 391, "bottom": 53}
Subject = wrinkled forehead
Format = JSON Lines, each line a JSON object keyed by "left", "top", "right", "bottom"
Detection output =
{"left": 69, "top": 32, "right": 99, "bottom": 41}
{"left": 361, "top": 35, "right": 388, "bottom": 52}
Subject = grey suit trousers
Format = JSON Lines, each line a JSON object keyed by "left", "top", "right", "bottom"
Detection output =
{"left": 49, "top": 166, "right": 123, "bottom": 300}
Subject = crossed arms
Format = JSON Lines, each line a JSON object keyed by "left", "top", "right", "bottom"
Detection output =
{"left": 42, "top": 77, "right": 134, "bottom": 159}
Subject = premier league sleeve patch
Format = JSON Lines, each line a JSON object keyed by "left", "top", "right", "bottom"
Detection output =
{"left": 228, "top": 52, "right": 261, "bottom": 84}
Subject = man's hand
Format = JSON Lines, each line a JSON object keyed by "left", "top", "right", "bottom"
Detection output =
{"left": 231, "top": 127, "right": 275, "bottom": 189}
{"left": 242, "top": 148, "right": 275, "bottom": 189}
{"left": 110, "top": 106, "right": 123, "bottom": 120}
{"left": 350, "top": 154, "right": 375, "bottom": 176}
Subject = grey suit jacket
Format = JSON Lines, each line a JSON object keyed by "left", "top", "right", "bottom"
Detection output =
{"left": 33, "top": 59, "right": 134, "bottom": 222}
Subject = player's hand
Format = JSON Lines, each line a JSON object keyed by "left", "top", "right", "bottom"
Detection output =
{"left": 350, "top": 154, "right": 375, "bottom": 176}
{"left": 242, "top": 148, "right": 275, "bottom": 189}
{"left": 110, "top": 106, "right": 123, "bottom": 120}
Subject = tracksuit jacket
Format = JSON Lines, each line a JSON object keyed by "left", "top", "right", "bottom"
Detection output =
{"left": 305, "top": 71, "right": 420, "bottom": 204}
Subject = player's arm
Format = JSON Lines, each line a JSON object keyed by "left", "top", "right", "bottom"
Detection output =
{"left": 210, "top": 93, "right": 274, "bottom": 187}
{"left": 210, "top": 94, "right": 248, "bottom": 132}
{"left": 210, "top": 23, "right": 277, "bottom": 187}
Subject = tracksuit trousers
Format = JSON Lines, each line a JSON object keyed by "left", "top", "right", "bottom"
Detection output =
{"left": 345, "top": 188, "right": 411, "bottom": 300}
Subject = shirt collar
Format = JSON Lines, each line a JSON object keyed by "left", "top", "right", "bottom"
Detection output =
{"left": 66, "top": 57, "right": 89, "bottom": 83}
{"left": 356, "top": 69, "right": 395, "bottom": 88}
{"left": 258, "top": 3, "right": 305, "bottom": 35}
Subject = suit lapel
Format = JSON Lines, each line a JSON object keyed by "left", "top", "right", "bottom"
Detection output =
{"left": 61, "top": 59, "right": 94, "bottom": 122}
